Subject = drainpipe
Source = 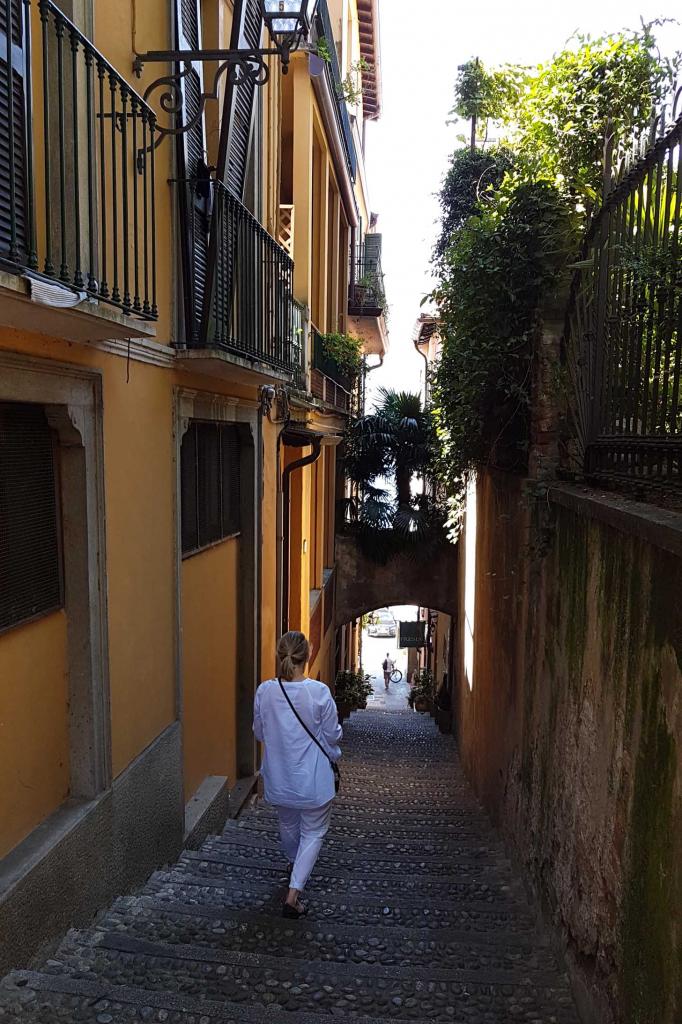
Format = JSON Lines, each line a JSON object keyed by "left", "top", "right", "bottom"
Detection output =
{"left": 281, "top": 434, "right": 323, "bottom": 636}
{"left": 413, "top": 337, "right": 429, "bottom": 407}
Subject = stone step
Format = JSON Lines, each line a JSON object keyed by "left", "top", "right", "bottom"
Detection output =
{"left": 237, "top": 814, "right": 499, "bottom": 843}
{"left": 231, "top": 816, "right": 505, "bottom": 851}
{"left": 144, "top": 873, "right": 538, "bottom": 931}
{"left": 221, "top": 821, "right": 510, "bottom": 859}
{"left": 102, "top": 895, "right": 558, "bottom": 969}
{"left": 42, "top": 933, "right": 577, "bottom": 1022}
{"left": 0, "top": 969, "right": 576, "bottom": 1024}
{"left": 203, "top": 832, "right": 514, "bottom": 876}
{"left": 171, "top": 853, "right": 527, "bottom": 905}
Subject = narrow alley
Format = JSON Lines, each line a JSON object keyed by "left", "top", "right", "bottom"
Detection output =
{"left": 0, "top": 710, "right": 578, "bottom": 1024}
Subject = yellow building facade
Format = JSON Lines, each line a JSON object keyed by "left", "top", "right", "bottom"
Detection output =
{"left": 0, "top": 0, "right": 386, "bottom": 968}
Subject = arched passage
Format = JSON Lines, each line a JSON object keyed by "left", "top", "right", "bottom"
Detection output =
{"left": 334, "top": 534, "right": 459, "bottom": 627}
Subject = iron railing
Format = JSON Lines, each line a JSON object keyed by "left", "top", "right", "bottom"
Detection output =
{"left": 349, "top": 256, "right": 385, "bottom": 314}
{"left": 190, "top": 180, "right": 300, "bottom": 373}
{"left": 314, "top": 0, "right": 357, "bottom": 182}
{"left": 565, "top": 115, "right": 682, "bottom": 487}
{"left": 0, "top": 0, "right": 157, "bottom": 318}
{"left": 311, "top": 325, "right": 352, "bottom": 412}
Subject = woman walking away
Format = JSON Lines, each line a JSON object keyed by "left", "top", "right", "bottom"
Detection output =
{"left": 253, "top": 631, "right": 342, "bottom": 919}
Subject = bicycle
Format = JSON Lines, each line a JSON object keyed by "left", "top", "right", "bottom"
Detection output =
{"left": 390, "top": 668, "right": 403, "bottom": 684}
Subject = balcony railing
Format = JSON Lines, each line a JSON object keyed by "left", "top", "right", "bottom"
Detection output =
{"left": 349, "top": 256, "right": 385, "bottom": 316}
{"left": 311, "top": 326, "right": 352, "bottom": 413}
{"left": 187, "top": 180, "right": 300, "bottom": 374}
{"left": 0, "top": 0, "right": 157, "bottom": 319}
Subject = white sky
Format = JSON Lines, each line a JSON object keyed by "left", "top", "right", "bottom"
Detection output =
{"left": 363, "top": 0, "right": 680, "bottom": 406}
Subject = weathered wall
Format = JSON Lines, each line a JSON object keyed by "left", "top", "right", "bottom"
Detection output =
{"left": 456, "top": 470, "right": 682, "bottom": 1024}
{"left": 335, "top": 534, "right": 458, "bottom": 626}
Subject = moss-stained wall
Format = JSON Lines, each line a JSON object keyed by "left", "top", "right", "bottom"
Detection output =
{"left": 455, "top": 471, "right": 682, "bottom": 1024}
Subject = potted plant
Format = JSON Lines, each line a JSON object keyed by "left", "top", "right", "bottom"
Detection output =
{"left": 434, "top": 678, "right": 452, "bottom": 734}
{"left": 334, "top": 669, "right": 372, "bottom": 721}
{"left": 407, "top": 668, "right": 434, "bottom": 714}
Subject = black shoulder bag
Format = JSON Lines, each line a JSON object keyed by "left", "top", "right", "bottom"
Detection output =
{"left": 278, "top": 678, "right": 341, "bottom": 794}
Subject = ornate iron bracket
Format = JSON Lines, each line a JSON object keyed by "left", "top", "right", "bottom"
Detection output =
{"left": 133, "top": 44, "right": 291, "bottom": 144}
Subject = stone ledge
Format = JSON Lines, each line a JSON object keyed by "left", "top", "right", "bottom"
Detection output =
{"left": 548, "top": 482, "right": 682, "bottom": 558}
{"left": 0, "top": 269, "right": 157, "bottom": 344}
{"left": 183, "top": 776, "right": 230, "bottom": 851}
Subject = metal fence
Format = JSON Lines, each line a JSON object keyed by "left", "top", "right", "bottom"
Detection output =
{"left": 565, "top": 111, "right": 682, "bottom": 488}
{"left": 195, "top": 180, "right": 300, "bottom": 373}
{"left": 0, "top": 0, "right": 157, "bottom": 318}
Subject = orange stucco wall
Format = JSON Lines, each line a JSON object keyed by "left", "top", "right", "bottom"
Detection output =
{"left": 0, "top": 328, "right": 177, "bottom": 781}
{"left": 181, "top": 538, "right": 239, "bottom": 798}
{"left": 0, "top": 611, "right": 69, "bottom": 858}
{"left": 261, "top": 420, "right": 279, "bottom": 681}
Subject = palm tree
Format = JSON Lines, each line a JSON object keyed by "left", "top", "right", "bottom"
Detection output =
{"left": 341, "top": 388, "right": 442, "bottom": 559}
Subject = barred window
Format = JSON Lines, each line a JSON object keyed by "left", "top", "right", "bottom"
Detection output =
{"left": 181, "top": 422, "right": 241, "bottom": 556}
{"left": 0, "top": 402, "right": 63, "bottom": 632}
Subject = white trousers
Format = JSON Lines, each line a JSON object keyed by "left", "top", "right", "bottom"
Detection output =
{"left": 275, "top": 801, "right": 333, "bottom": 892}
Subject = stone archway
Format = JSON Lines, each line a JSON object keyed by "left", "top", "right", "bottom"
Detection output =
{"left": 335, "top": 533, "right": 459, "bottom": 626}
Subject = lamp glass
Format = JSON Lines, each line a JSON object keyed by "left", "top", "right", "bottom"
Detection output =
{"left": 262, "top": 0, "right": 306, "bottom": 38}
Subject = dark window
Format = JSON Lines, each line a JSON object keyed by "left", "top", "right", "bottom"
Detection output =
{"left": 181, "top": 421, "right": 241, "bottom": 556}
{"left": 0, "top": 402, "right": 63, "bottom": 631}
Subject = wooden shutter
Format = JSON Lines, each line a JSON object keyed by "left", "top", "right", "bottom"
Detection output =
{"left": 0, "top": 0, "right": 27, "bottom": 262}
{"left": 174, "top": 0, "right": 210, "bottom": 343}
{"left": 0, "top": 402, "right": 62, "bottom": 631}
{"left": 216, "top": 0, "right": 263, "bottom": 199}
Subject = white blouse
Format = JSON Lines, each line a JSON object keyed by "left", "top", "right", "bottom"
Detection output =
{"left": 253, "top": 678, "right": 343, "bottom": 809}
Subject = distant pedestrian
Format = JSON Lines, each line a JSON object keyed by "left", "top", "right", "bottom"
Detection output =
{"left": 383, "top": 652, "right": 395, "bottom": 690}
{"left": 253, "top": 631, "right": 342, "bottom": 919}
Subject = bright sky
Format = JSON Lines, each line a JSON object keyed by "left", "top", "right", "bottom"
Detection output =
{"left": 364, "top": 0, "right": 680, "bottom": 406}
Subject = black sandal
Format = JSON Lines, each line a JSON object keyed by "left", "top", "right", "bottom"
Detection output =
{"left": 282, "top": 901, "right": 308, "bottom": 919}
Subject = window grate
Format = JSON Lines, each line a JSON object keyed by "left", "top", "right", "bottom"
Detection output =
{"left": 0, "top": 402, "right": 63, "bottom": 632}
{"left": 181, "top": 421, "right": 242, "bottom": 556}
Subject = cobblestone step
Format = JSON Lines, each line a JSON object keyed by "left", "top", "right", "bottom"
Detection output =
{"left": 102, "top": 896, "right": 557, "bottom": 968}
{"left": 42, "top": 933, "right": 576, "bottom": 1022}
{"left": 201, "top": 833, "right": 514, "bottom": 876}
{"left": 0, "top": 708, "right": 579, "bottom": 1024}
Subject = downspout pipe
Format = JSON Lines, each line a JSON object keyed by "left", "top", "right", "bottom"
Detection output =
{"left": 281, "top": 434, "right": 323, "bottom": 636}
{"left": 413, "top": 337, "right": 429, "bottom": 407}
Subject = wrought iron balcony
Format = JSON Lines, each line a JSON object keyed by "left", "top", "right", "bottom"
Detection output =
{"left": 349, "top": 255, "right": 386, "bottom": 316}
{"left": 184, "top": 179, "right": 303, "bottom": 376}
{"left": 0, "top": 0, "right": 157, "bottom": 319}
{"left": 311, "top": 326, "right": 352, "bottom": 413}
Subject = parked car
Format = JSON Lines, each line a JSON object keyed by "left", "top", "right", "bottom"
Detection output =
{"left": 368, "top": 610, "right": 397, "bottom": 638}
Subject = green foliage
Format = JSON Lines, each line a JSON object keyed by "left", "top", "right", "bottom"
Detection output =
{"left": 342, "top": 388, "right": 447, "bottom": 563}
{"left": 407, "top": 668, "right": 435, "bottom": 709}
{"left": 432, "top": 177, "right": 577, "bottom": 497}
{"left": 431, "top": 25, "right": 676, "bottom": 521}
{"left": 451, "top": 58, "right": 521, "bottom": 126}
{"left": 320, "top": 332, "right": 363, "bottom": 379}
{"left": 434, "top": 146, "right": 516, "bottom": 263}
{"left": 315, "top": 36, "right": 333, "bottom": 64}
{"left": 338, "top": 58, "right": 372, "bottom": 107}
{"left": 335, "top": 669, "right": 373, "bottom": 709}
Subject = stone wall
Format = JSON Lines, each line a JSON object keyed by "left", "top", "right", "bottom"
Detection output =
{"left": 455, "top": 470, "right": 682, "bottom": 1024}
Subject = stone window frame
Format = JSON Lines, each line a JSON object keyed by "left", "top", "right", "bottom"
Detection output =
{"left": 175, "top": 388, "right": 260, "bottom": 785}
{"left": 0, "top": 350, "right": 111, "bottom": 808}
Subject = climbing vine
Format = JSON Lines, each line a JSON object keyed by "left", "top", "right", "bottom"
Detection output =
{"left": 430, "top": 25, "right": 678, "bottom": 523}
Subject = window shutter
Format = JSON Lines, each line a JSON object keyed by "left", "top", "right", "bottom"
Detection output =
{"left": 0, "top": 0, "right": 27, "bottom": 262}
{"left": 0, "top": 402, "right": 62, "bottom": 632}
{"left": 174, "top": 0, "right": 210, "bottom": 343}
{"left": 181, "top": 421, "right": 242, "bottom": 556}
{"left": 217, "top": 0, "right": 263, "bottom": 199}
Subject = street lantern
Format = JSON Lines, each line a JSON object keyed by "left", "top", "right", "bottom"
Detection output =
{"left": 261, "top": 0, "right": 318, "bottom": 67}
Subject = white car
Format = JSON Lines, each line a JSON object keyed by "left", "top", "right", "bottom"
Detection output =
{"left": 368, "top": 611, "right": 397, "bottom": 638}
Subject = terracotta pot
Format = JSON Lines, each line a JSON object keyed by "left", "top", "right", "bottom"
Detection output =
{"left": 336, "top": 701, "right": 352, "bottom": 723}
{"left": 414, "top": 696, "right": 431, "bottom": 714}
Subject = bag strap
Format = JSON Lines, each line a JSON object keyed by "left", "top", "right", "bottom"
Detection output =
{"left": 278, "top": 677, "right": 334, "bottom": 767}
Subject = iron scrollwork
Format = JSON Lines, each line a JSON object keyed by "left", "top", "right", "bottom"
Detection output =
{"left": 133, "top": 46, "right": 283, "bottom": 146}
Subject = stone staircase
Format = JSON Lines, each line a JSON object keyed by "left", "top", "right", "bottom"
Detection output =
{"left": 0, "top": 710, "right": 579, "bottom": 1023}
